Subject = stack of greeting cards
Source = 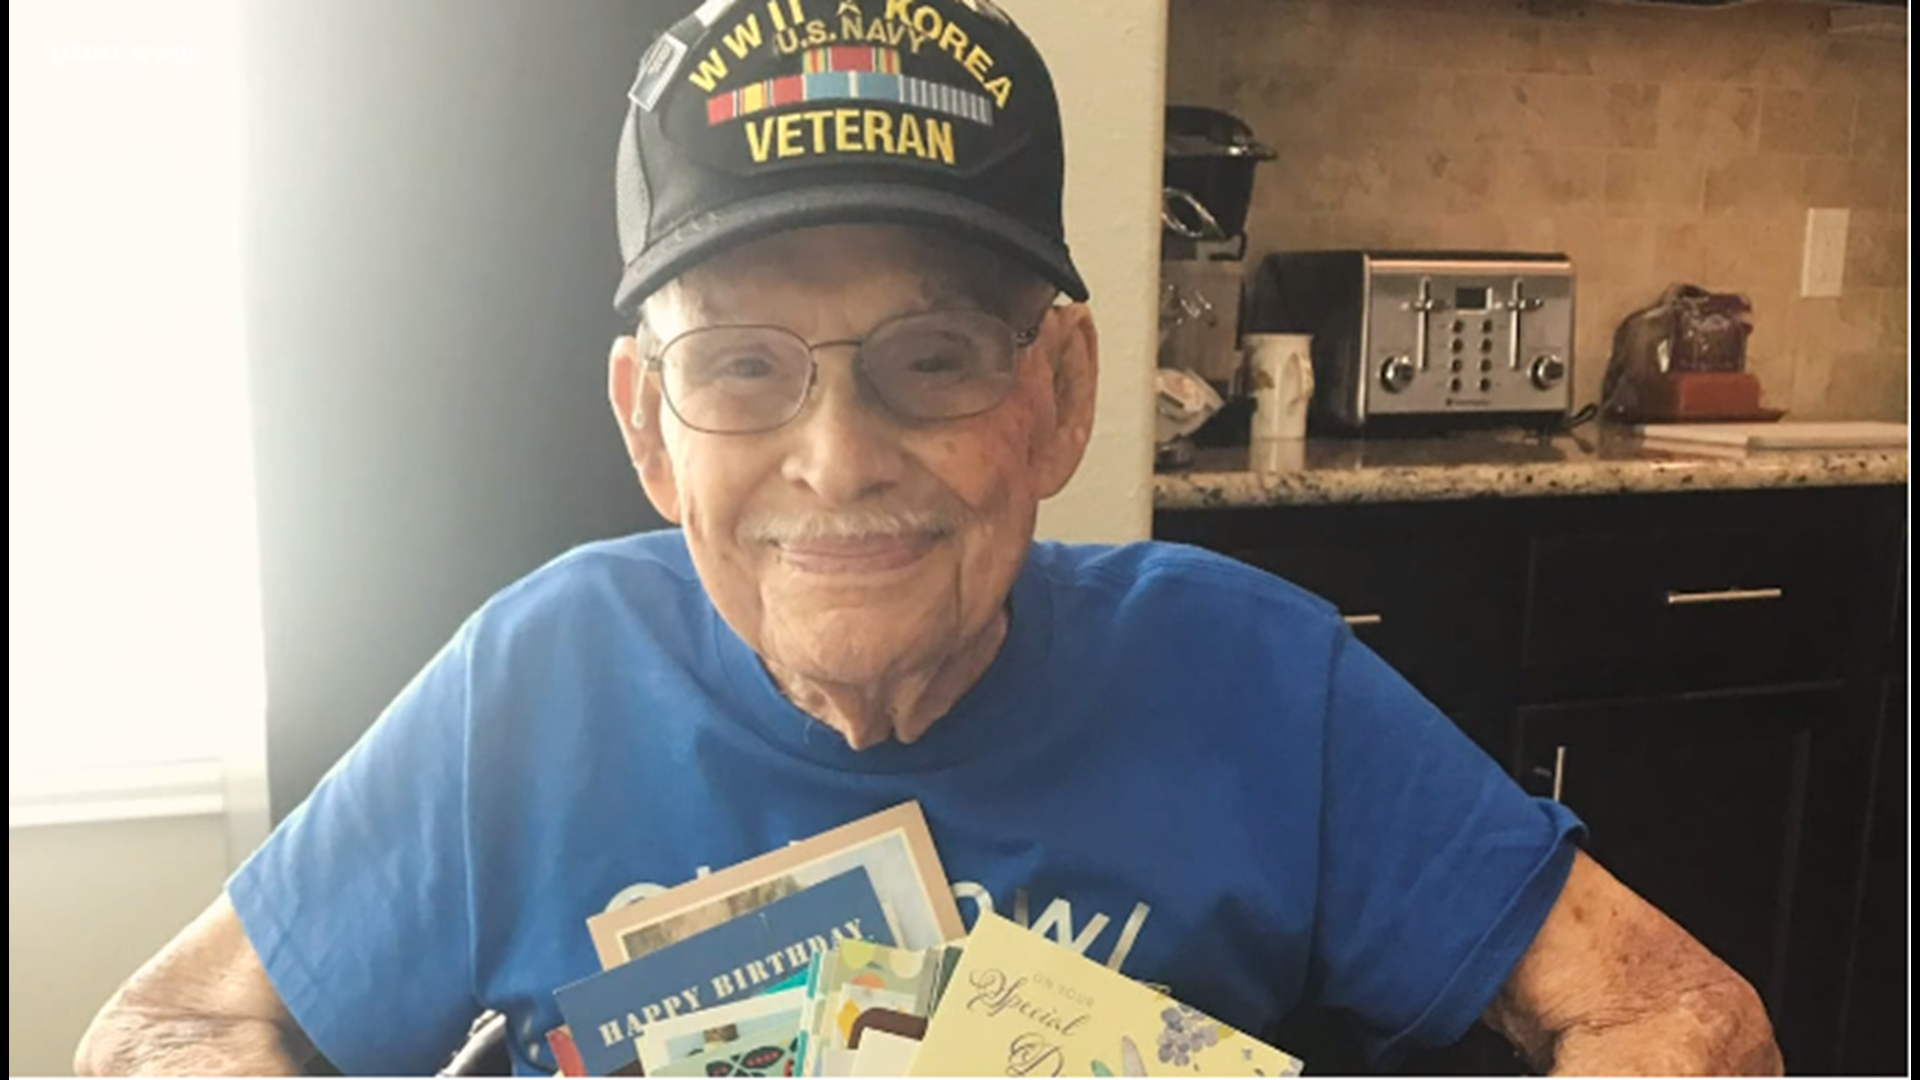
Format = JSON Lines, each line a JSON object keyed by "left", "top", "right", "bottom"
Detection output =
{"left": 545, "top": 801, "right": 1303, "bottom": 1077}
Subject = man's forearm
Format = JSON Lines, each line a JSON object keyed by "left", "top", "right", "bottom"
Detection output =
{"left": 1515, "top": 977, "right": 1783, "bottom": 1076}
{"left": 74, "top": 995, "right": 312, "bottom": 1077}
{"left": 74, "top": 895, "right": 317, "bottom": 1077}
{"left": 1485, "top": 853, "right": 1785, "bottom": 1076}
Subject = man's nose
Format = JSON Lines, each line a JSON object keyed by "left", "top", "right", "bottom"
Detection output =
{"left": 779, "top": 352, "right": 908, "bottom": 505}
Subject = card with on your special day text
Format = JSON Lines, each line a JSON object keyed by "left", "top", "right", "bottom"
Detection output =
{"left": 910, "top": 912, "right": 1305, "bottom": 1078}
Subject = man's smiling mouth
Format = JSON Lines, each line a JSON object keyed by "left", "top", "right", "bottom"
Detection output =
{"left": 775, "top": 533, "right": 943, "bottom": 575}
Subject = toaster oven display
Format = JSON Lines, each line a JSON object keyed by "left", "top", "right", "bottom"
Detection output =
{"left": 1454, "top": 286, "right": 1492, "bottom": 311}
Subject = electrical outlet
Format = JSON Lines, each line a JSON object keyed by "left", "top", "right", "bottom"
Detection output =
{"left": 1801, "top": 208, "right": 1849, "bottom": 298}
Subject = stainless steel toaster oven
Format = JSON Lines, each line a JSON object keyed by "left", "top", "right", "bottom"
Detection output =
{"left": 1249, "top": 250, "right": 1575, "bottom": 434}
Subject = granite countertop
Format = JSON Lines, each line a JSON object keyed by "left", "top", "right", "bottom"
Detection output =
{"left": 1154, "top": 427, "right": 1909, "bottom": 509}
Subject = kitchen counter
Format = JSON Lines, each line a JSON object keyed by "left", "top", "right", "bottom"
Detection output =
{"left": 1154, "top": 427, "right": 1908, "bottom": 509}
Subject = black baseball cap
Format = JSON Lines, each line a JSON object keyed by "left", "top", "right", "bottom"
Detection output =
{"left": 612, "top": 0, "right": 1089, "bottom": 318}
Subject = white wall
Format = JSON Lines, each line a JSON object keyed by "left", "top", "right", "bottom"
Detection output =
{"left": 8, "top": 816, "right": 230, "bottom": 1077}
{"left": 1013, "top": 0, "right": 1168, "bottom": 545}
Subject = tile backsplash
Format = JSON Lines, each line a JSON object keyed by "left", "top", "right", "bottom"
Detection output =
{"left": 1167, "top": 0, "right": 1908, "bottom": 420}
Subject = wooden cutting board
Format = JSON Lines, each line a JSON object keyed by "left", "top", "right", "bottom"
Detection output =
{"left": 1635, "top": 421, "right": 1909, "bottom": 450}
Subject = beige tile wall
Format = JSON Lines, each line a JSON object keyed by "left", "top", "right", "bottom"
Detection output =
{"left": 1167, "top": 0, "right": 1909, "bottom": 420}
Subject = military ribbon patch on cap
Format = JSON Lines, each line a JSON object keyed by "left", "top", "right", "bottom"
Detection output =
{"left": 705, "top": 47, "right": 993, "bottom": 128}
{"left": 662, "top": 0, "right": 1021, "bottom": 175}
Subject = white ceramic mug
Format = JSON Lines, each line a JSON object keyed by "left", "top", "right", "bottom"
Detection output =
{"left": 1248, "top": 435, "right": 1308, "bottom": 474}
{"left": 1245, "top": 333, "right": 1315, "bottom": 440}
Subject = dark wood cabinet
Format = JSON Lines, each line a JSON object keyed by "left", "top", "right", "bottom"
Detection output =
{"left": 1513, "top": 686, "right": 1875, "bottom": 1073}
{"left": 1162, "top": 501, "right": 1524, "bottom": 717}
{"left": 1843, "top": 525, "right": 1909, "bottom": 1075}
{"left": 1158, "top": 483, "right": 1906, "bottom": 1075}
{"left": 1839, "top": 676, "right": 1908, "bottom": 1076}
{"left": 1520, "top": 522, "right": 1880, "bottom": 697}
{"left": 1196, "top": 502, "right": 1521, "bottom": 716}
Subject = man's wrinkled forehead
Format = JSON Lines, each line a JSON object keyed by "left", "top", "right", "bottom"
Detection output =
{"left": 645, "top": 224, "right": 998, "bottom": 328}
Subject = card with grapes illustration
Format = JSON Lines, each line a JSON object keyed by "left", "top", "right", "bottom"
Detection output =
{"left": 908, "top": 913, "right": 1304, "bottom": 1077}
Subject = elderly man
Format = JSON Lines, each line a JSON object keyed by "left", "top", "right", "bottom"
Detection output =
{"left": 78, "top": 1, "right": 1780, "bottom": 1076}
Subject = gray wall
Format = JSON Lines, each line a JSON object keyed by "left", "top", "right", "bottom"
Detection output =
{"left": 244, "top": 0, "right": 677, "bottom": 818}
{"left": 10, "top": 818, "right": 230, "bottom": 1077}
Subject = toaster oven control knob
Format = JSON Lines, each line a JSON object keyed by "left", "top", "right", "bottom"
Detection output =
{"left": 1380, "top": 354, "right": 1417, "bottom": 393}
{"left": 1530, "top": 353, "right": 1568, "bottom": 390}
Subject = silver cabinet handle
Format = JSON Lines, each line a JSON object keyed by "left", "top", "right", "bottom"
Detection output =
{"left": 1527, "top": 745, "right": 1569, "bottom": 802}
{"left": 1341, "top": 613, "right": 1384, "bottom": 627}
{"left": 1666, "top": 587, "right": 1785, "bottom": 606}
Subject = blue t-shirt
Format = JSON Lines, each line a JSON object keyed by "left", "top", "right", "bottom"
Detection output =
{"left": 229, "top": 533, "right": 1581, "bottom": 1076}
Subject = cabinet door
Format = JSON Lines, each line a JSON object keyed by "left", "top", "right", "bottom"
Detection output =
{"left": 1514, "top": 685, "right": 1875, "bottom": 1074}
{"left": 1840, "top": 677, "right": 1908, "bottom": 1075}
{"left": 1155, "top": 504, "right": 1521, "bottom": 716}
{"left": 1517, "top": 486, "right": 1899, "bottom": 704}
{"left": 1521, "top": 521, "right": 1876, "bottom": 699}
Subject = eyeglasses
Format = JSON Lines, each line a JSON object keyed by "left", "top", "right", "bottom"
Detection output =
{"left": 645, "top": 308, "right": 1047, "bottom": 435}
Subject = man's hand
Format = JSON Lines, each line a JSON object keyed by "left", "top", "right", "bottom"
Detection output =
{"left": 1484, "top": 850, "right": 1783, "bottom": 1076}
{"left": 74, "top": 893, "right": 316, "bottom": 1076}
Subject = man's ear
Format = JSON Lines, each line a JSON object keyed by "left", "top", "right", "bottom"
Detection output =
{"left": 1031, "top": 304, "right": 1099, "bottom": 499}
{"left": 609, "top": 335, "right": 684, "bottom": 525}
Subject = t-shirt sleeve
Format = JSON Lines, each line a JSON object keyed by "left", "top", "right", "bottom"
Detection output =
{"left": 227, "top": 622, "right": 480, "bottom": 1076}
{"left": 1311, "top": 628, "right": 1584, "bottom": 1065}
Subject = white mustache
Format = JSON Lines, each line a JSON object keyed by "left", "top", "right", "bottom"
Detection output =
{"left": 742, "top": 507, "right": 959, "bottom": 544}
